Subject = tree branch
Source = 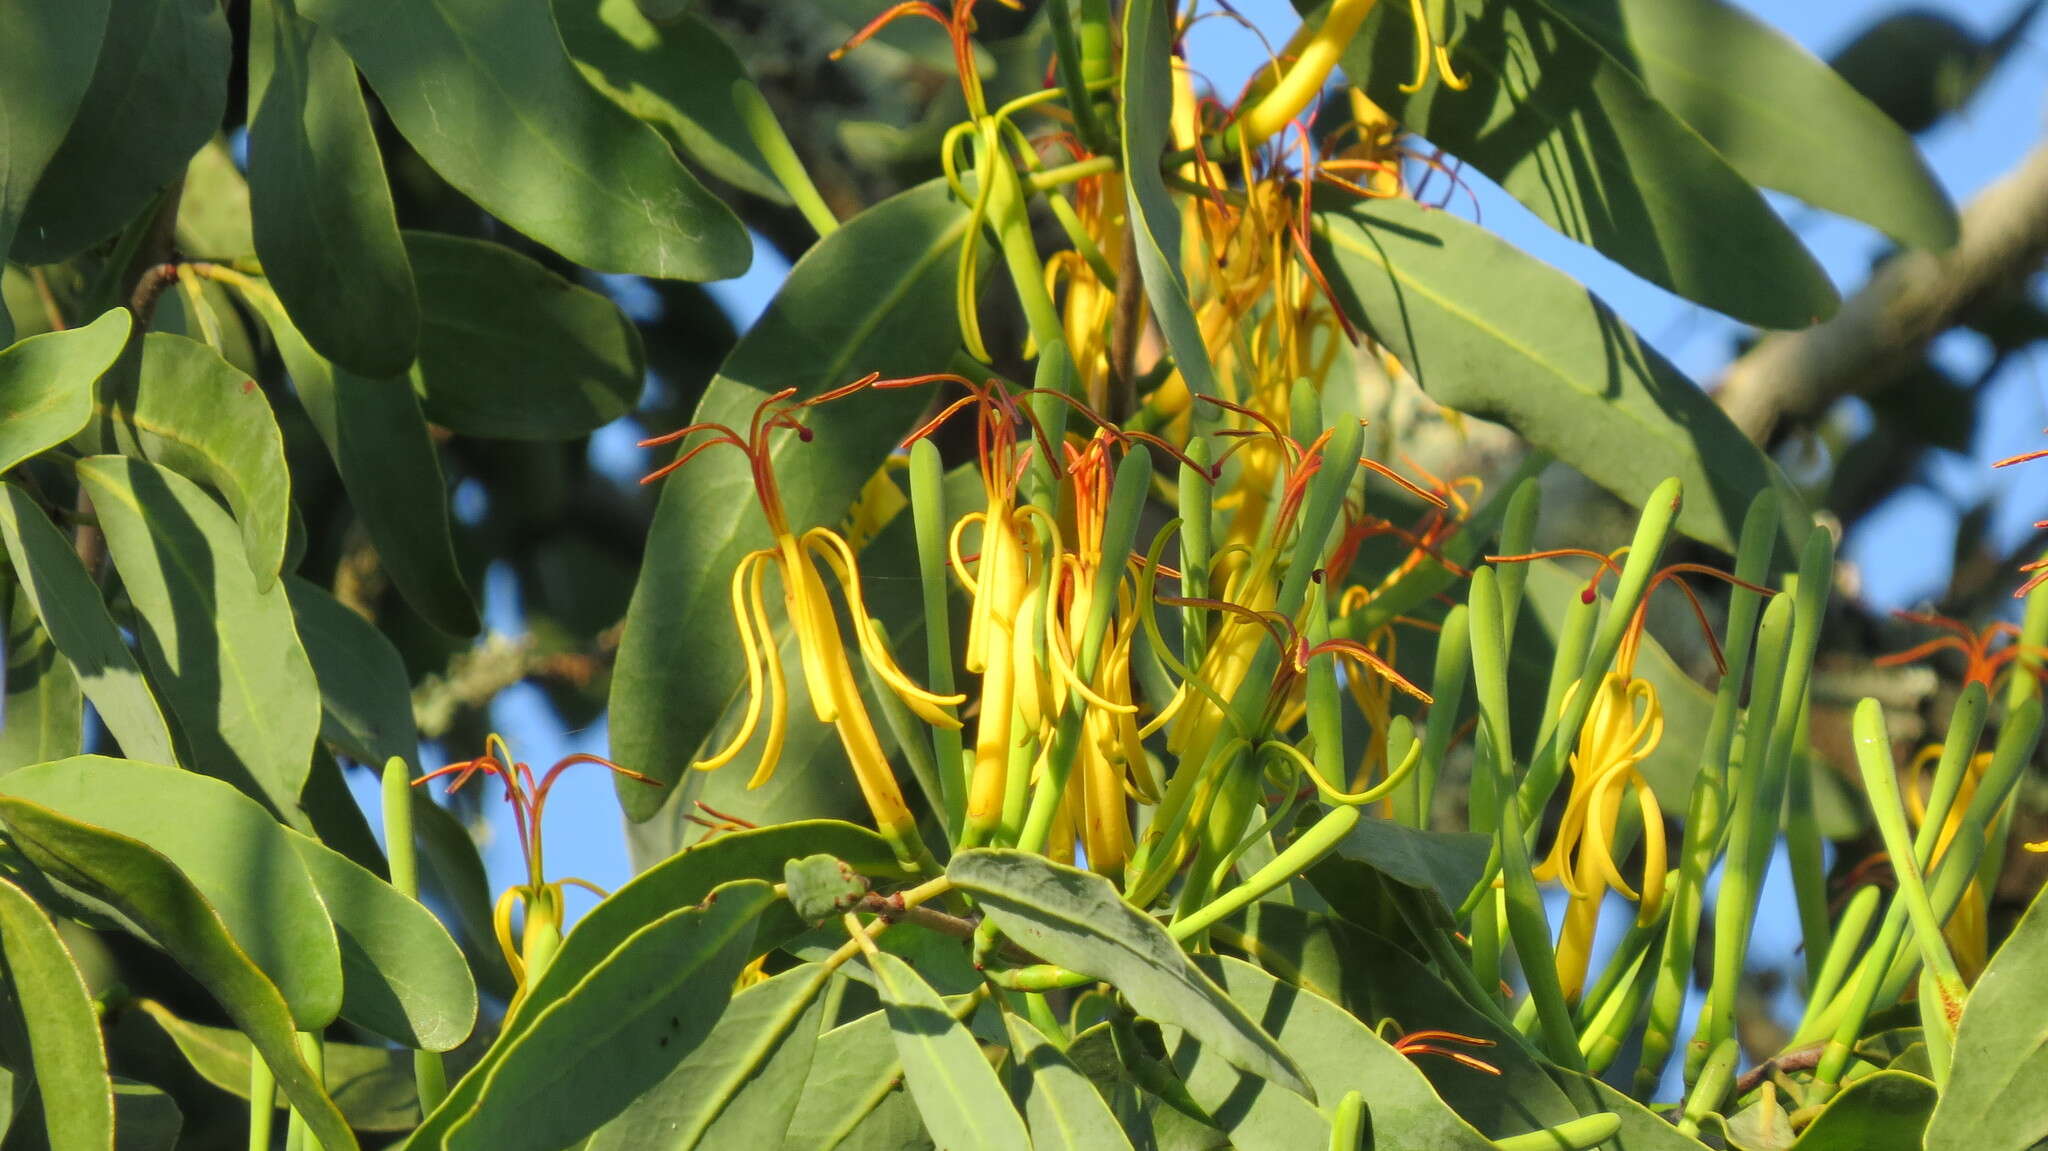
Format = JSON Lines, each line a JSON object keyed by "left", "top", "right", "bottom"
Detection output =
{"left": 1715, "top": 140, "right": 2048, "bottom": 445}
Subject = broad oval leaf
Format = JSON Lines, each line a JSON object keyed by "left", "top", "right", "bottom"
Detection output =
{"left": 1003, "top": 1013, "right": 1137, "bottom": 1151}
{"left": 1312, "top": 196, "right": 1803, "bottom": 552}
{"left": 286, "top": 830, "right": 478, "bottom": 1052}
{"left": 0, "top": 797, "right": 355, "bottom": 1151}
{"left": 783, "top": 1009, "right": 909, "bottom": 1151}
{"left": 1341, "top": 0, "right": 1837, "bottom": 329}
{"left": 295, "top": 0, "right": 749, "bottom": 281}
{"left": 0, "top": 756, "right": 343, "bottom": 1030}
{"left": 248, "top": 0, "right": 420, "bottom": 377}
{"left": 92, "top": 333, "right": 293, "bottom": 589}
{"left": 237, "top": 283, "right": 478, "bottom": 637}
{"left": 557, "top": 0, "right": 788, "bottom": 203}
{"left": 610, "top": 178, "right": 982, "bottom": 817}
{"left": 948, "top": 848, "right": 1313, "bottom": 1100}
{"left": 1541, "top": 0, "right": 1956, "bottom": 252}
{"left": 0, "top": 0, "right": 108, "bottom": 344}
{"left": 431, "top": 880, "right": 775, "bottom": 1151}
{"left": 110, "top": 1079, "right": 184, "bottom": 1150}
{"left": 1789, "top": 1069, "right": 1936, "bottom": 1151}
{"left": 1925, "top": 882, "right": 2048, "bottom": 1151}
{"left": 287, "top": 577, "right": 422, "bottom": 768}
{"left": 407, "top": 232, "right": 645, "bottom": 441}
{"left": 1330, "top": 811, "right": 1492, "bottom": 918}
{"left": 0, "top": 482, "right": 178, "bottom": 766}
{"left": 868, "top": 949, "right": 1032, "bottom": 1151}
{"left": 0, "top": 573, "right": 82, "bottom": 771}
{"left": 0, "top": 308, "right": 130, "bottom": 474}
{"left": 77, "top": 455, "right": 322, "bottom": 816}
{"left": 1120, "top": 0, "right": 1218, "bottom": 400}
{"left": 588, "top": 963, "right": 830, "bottom": 1150}
{"left": 0, "top": 875, "right": 113, "bottom": 1151}
{"left": 10, "top": 0, "right": 229, "bottom": 263}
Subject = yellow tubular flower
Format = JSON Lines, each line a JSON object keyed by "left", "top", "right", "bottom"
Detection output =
{"left": 1536, "top": 671, "right": 1667, "bottom": 1001}
{"left": 639, "top": 379, "right": 965, "bottom": 846}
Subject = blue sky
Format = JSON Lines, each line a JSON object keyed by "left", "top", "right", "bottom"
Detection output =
{"left": 360, "top": 2, "right": 2048, "bottom": 1047}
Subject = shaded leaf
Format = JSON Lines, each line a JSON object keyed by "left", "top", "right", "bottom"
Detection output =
{"left": 1543, "top": 0, "right": 1955, "bottom": 251}
{"left": 0, "top": 309, "right": 130, "bottom": 475}
{"left": 10, "top": 0, "right": 228, "bottom": 263}
{"left": 1788, "top": 1070, "right": 1936, "bottom": 1151}
{"left": 1925, "top": 882, "right": 2048, "bottom": 1151}
{"left": 1313, "top": 196, "right": 1802, "bottom": 551}
{"left": 588, "top": 963, "right": 830, "bottom": 1150}
{"left": 1342, "top": 0, "right": 1836, "bottom": 328}
{"left": 611, "top": 179, "right": 982, "bottom": 818}
{"left": 0, "top": 483, "right": 176, "bottom": 766}
{"left": 948, "top": 849, "right": 1312, "bottom": 1099}
{"left": 172, "top": 138, "right": 253, "bottom": 260}
{"left": 296, "top": 0, "right": 749, "bottom": 280}
{"left": 0, "top": 756, "right": 342, "bottom": 1030}
{"left": 405, "top": 232, "right": 644, "bottom": 441}
{"left": 247, "top": 0, "right": 419, "bottom": 377}
{"left": 0, "top": 797, "right": 355, "bottom": 1151}
{"left": 77, "top": 455, "right": 321, "bottom": 817}
{"left": 1329, "top": 813, "right": 1491, "bottom": 919}
{"left": 1119, "top": 0, "right": 1218, "bottom": 399}
{"left": 287, "top": 577, "right": 421, "bottom": 767}
{"left": 109, "top": 1079, "right": 182, "bottom": 1151}
{"left": 557, "top": 0, "right": 787, "bottom": 203}
{"left": 0, "top": 0, "right": 108, "bottom": 344}
{"left": 0, "top": 573, "right": 82, "bottom": 772}
{"left": 783, "top": 1008, "right": 907, "bottom": 1151}
{"left": 1003, "top": 1013, "right": 1136, "bottom": 1151}
{"left": 0, "top": 876, "right": 112, "bottom": 1151}
{"left": 285, "top": 830, "right": 477, "bottom": 1052}
{"left": 867, "top": 949, "right": 1031, "bottom": 1151}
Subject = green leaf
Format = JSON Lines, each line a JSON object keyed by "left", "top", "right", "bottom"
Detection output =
{"left": 1541, "top": 0, "right": 1956, "bottom": 252}
{"left": 1168, "top": 955, "right": 1494, "bottom": 1151}
{"left": 431, "top": 880, "right": 775, "bottom": 1151}
{"left": 76, "top": 455, "right": 322, "bottom": 816}
{"left": 93, "top": 333, "right": 293, "bottom": 589}
{"left": 1329, "top": 813, "right": 1491, "bottom": 918}
{"left": 133, "top": 998, "right": 421, "bottom": 1133}
{"left": 0, "top": 0, "right": 108, "bottom": 344}
{"left": 10, "top": 0, "right": 229, "bottom": 263}
{"left": 247, "top": 0, "right": 419, "bottom": 377}
{"left": 948, "top": 849, "right": 1313, "bottom": 1099}
{"left": 783, "top": 1009, "right": 909, "bottom": 1151}
{"left": 285, "top": 830, "right": 477, "bottom": 1052}
{"left": 1544, "top": 1068, "right": 1707, "bottom": 1151}
{"left": 1003, "top": 1013, "right": 1137, "bottom": 1151}
{"left": 866, "top": 950, "right": 1032, "bottom": 1151}
{"left": 295, "top": 0, "right": 748, "bottom": 281}
{"left": 0, "top": 756, "right": 343, "bottom": 1030}
{"left": 1312, "top": 196, "right": 1802, "bottom": 552}
{"left": 173, "top": 138, "right": 254, "bottom": 260}
{"left": 404, "top": 232, "right": 645, "bottom": 440}
{"left": 0, "top": 309, "right": 130, "bottom": 474}
{"left": 784, "top": 854, "right": 870, "bottom": 923}
{"left": 0, "top": 797, "right": 355, "bottom": 1151}
{"left": 412, "top": 791, "right": 515, "bottom": 1000}
{"left": 109, "top": 1079, "right": 182, "bottom": 1151}
{"left": 239, "top": 285, "right": 477, "bottom": 637}
{"left": 1118, "top": 0, "right": 1218, "bottom": 399}
{"left": 0, "top": 482, "right": 177, "bottom": 767}
{"left": 0, "top": 876, "right": 112, "bottom": 1151}
{"left": 610, "top": 179, "right": 982, "bottom": 818}
{"left": 556, "top": 0, "right": 787, "bottom": 203}
{"left": 0, "top": 573, "right": 82, "bottom": 772}
{"left": 1342, "top": 0, "right": 1837, "bottom": 329}
{"left": 286, "top": 577, "right": 421, "bottom": 767}
{"left": 1925, "top": 882, "right": 2048, "bottom": 1151}
{"left": 1787, "top": 1070, "right": 1936, "bottom": 1150}
{"left": 587, "top": 963, "right": 830, "bottom": 1150}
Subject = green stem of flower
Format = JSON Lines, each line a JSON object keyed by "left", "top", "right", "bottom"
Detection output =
{"left": 247, "top": 1052, "right": 276, "bottom": 1151}
{"left": 1027, "top": 155, "right": 1119, "bottom": 193}
{"left": 1676, "top": 1037, "right": 1739, "bottom": 1140}
{"left": 1783, "top": 698, "right": 1831, "bottom": 989}
{"left": 283, "top": 1032, "right": 324, "bottom": 1151}
{"left": 1169, "top": 804, "right": 1361, "bottom": 943}
{"left": 1179, "top": 439, "right": 1214, "bottom": 670}
{"left": 381, "top": 756, "right": 449, "bottom": 1112}
{"left": 909, "top": 440, "right": 968, "bottom": 842}
{"left": 733, "top": 80, "right": 839, "bottom": 239}
{"left": 1492, "top": 1113, "right": 1620, "bottom": 1151}
{"left": 1406, "top": 603, "right": 1469, "bottom": 829}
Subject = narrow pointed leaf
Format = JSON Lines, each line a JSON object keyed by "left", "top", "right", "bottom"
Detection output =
{"left": 1004, "top": 1014, "right": 1136, "bottom": 1151}
{"left": 0, "top": 797, "right": 355, "bottom": 1151}
{"left": 247, "top": 0, "right": 419, "bottom": 377}
{"left": 0, "top": 756, "right": 343, "bottom": 1029}
{"left": 0, "top": 482, "right": 177, "bottom": 766}
{"left": 77, "top": 455, "right": 321, "bottom": 815}
{"left": 0, "top": 0, "right": 108, "bottom": 344}
{"left": 0, "top": 574, "right": 82, "bottom": 771}
{"left": 286, "top": 577, "right": 422, "bottom": 767}
{"left": 0, "top": 309, "right": 130, "bottom": 474}
{"left": 610, "top": 179, "right": 983, "bottom": 816}
{"left": 295, "top": 0, "right": 749, "bottom": 280}
{"left": 1330, "top": 814, "right": 1491, "bottom": 918}
{"left": 1925, "top": 884, "right": 2048, "bottom": 1151}
{"left": 867, "top": 950, "right": 1032, "bottom": 1151}
{"left": 109, "top": 1079, "right": 182, "bottom": 1150}
{"left": 11, "top": 0, "right": 229, "bottom": 263}
{"left": 588, "top": 962, "right": 830, "bottom": 1149}
{"left": 949, "top": 849, "right": 1313, "bottom": 1100}
{"left": 1312, "top": 196, "right": 1802, "bottom": 551}
{"left": 0, "top": 876, "right": 113, "bottom": 1151}
{"left": 133, "top": 999, "right": 421, "bottom": 1133}
{"left": 405, "top": 232, "right": 645, "bottom": 441}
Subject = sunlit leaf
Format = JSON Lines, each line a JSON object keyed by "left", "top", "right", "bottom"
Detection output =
{"left": 0, "top": 876, "right": 113, "bottom": 1151}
